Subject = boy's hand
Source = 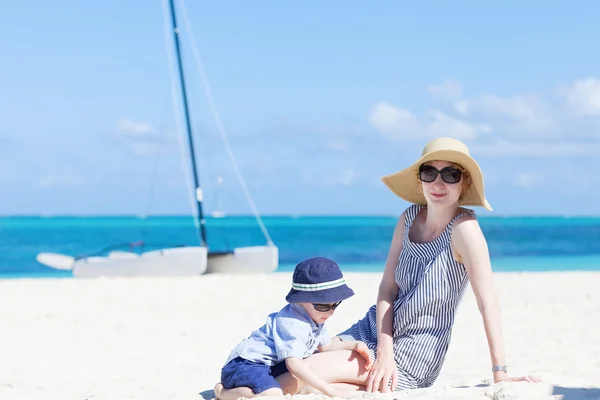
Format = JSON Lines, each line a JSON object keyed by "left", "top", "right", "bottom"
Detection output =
{"left": 354, "top": 342, "right": 373, "bottom": 370}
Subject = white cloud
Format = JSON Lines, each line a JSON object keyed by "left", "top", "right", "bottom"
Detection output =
{"left": 559, "top": 77, "right": 600, "bottom": 117}
{"left": 38, "top": 170, "right": 91, "bottom": 187}
{"left": 116, "top": 119, "right": 157, "bottom": 136}
{"left": 472, "top": 139, "right": 600, "bottom": 157}
{"left": 112, "top": 118, "right": 178, "bottom": 157}
{"left": 320, "top": 168, "right": 363, "bottom": 187}
{"left": 368, "top": 101, "right": 490, "bottom": 142}
{"left": 326, "top": 139, "right": 350, "bottom": 151}
{"left": 369, "top": 78, "right": 600, "bottom": 158}
{"left": 340, "top": 169, "right": 357, "bottom": 185}
{"left": 428, "top": 80, "right": 463, "bottom": 101}
{"left": 368, "top": 101, "right": 421, "bottom": 141}
{"left": 129, "top": 142, "right": 160, "bottom": 156}
{"left": 425, "top": 109, "right": 491, "bottom": 139}
{"left": 454, "top": 100, "right": 469, "bottom": 116}
{"left": 454, "top": 94, "right": 555, "bottom": 135}
{"left": 513, "top": 172, "right": 544, "bottom": 188}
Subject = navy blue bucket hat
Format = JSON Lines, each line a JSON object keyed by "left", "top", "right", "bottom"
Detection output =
{"left": 285, "top": 257, "right": 354, "bottom": 304}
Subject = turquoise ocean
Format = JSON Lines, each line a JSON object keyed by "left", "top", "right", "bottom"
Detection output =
{"left": 2, "top": 214, "right": 600, "bottom": 278}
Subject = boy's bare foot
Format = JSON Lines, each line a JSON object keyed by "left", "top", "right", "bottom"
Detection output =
{"left": 214, "top": 383, "right": 224, "bottom": 399}
{"left": 214, "top": 385, "right": 256, "bottom": 400}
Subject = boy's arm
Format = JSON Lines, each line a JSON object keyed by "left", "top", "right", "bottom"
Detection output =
{"left": 285, "top": 357, "right": 349, "bottom": 398}
{"left": 318, "top": 338, "right": 354, "bottom": 352}
{"left": 318, "top": 339, "right": 373, "bottom": 369}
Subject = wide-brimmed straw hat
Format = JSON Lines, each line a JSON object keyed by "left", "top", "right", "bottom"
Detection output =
{"left": 380, "top": 137, "right": 493, "bottom": 211}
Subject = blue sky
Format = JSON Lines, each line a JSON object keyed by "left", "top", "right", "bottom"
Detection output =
{"left": 2, "top": 0, "right": 600, "bottom": 216}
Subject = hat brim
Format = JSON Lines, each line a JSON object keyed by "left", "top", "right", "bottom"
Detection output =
{"left": 380, "top": 149, "right": 493, "bottom": 211}
{"left": 285, "top": 284, "right": 355, "bottom": 304}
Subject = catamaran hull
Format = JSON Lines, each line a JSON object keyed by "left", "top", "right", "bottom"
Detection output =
{"left": 37, "top": 245, "right": 279, "bottom": 276}
{"left": 206, "top": 245, "right": 278, "bottom": 274}
{"left": 71, "top": 247, "right": 208, "bottom": 277}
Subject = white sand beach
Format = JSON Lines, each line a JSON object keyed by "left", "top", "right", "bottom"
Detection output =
{"left": 1, "top": 271, "right": 599, "bottom": 400}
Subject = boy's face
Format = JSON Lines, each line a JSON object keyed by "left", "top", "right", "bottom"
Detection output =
{"left": 299, "top": 301, "right": 341, "bottom": 324}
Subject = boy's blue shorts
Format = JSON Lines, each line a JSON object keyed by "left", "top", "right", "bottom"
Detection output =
{"left": 221, "top": 356, "right": 290, "bottom": 394}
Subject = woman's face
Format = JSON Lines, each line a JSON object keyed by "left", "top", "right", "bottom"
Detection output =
{"left": 419, "top": 160, "right": 465, "bottom": 208}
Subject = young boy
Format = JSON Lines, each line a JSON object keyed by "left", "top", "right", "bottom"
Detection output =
{"left": 214, "top": 257, "right": 372, "bottom": 400}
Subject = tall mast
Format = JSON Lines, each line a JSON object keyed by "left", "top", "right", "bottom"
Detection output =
{"left": 167, "top": 0, "right": 207, "bottom": 247}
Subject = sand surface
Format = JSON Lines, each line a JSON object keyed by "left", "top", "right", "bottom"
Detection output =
{"left": 1, "top": 271, "right": 599, "bottom": 399}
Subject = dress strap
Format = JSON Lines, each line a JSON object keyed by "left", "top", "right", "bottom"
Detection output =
{"left": 403, "top": 204, "right": 423, "bottom": 233}
{"left": 449, "top": 208, "right": 477, "bottom": 229}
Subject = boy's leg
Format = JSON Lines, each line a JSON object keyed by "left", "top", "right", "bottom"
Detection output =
{"left": 218, "top": 357, "right": 286, "bottom": 399}
{"left": 217, "top": 357, "right": 267, "bottom": 400}
{"left": 214, "top": 383, "right": 247, "bottom": 400}
{"left": 214, "top": 383, "right": 259, "bottom": 400}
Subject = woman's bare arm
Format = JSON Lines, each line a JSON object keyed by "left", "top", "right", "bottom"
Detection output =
{"left": 452, "top": 216, "right": 540, "bottom": 384}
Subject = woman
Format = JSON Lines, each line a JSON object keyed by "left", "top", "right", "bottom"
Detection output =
{"left": 277, "top": 137, "right": 539, "bottom": 395}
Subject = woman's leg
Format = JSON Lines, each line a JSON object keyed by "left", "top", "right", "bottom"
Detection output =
{"left": 330, "top": 382, "right": 364, "bottom": 391}
{"left": 276, "top": 349, "right": 370, "bottom": 394}
{"left": 299, "top": 382, "right": 364, "bottom": 395}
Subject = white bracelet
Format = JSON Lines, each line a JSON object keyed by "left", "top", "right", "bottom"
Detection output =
{"left": 492, "top": 365, "right": 507, "bottom": 373}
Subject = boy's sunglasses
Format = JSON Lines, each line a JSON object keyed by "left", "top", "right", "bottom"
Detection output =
{"left": 419, "top": 164, "right": 462, "bottom": 184}
{"left": 312, "top": 301, "right": 342, "bottom": 312}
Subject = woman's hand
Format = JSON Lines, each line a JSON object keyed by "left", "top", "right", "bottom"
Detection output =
{"left": 353, "top": 342, "right": 373, "bottom": 371}
{"left": 365, "top": 349, "right": 397, "bottom": 393}
{"left": 495, "top": 373, "right": 542, "bottom": 384}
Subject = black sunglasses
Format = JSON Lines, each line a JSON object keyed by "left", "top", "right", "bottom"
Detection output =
{"left": 419, "top": 164, "right": 462, "bottom": 184}
{"left": 312, "top": 301, "right": 342, "bottom": 312}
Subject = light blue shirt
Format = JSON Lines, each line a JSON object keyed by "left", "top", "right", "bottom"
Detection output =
{"left": 225, "top": 303, "right": 331, "bottom": 366}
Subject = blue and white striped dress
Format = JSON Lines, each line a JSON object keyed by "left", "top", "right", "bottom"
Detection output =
{"left": 338, "top": 204, "right": 476, "bottom": 390}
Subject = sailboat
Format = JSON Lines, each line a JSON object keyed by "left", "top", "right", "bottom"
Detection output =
{"left": 35, "top": 0, "right": 278, "bottom": 277}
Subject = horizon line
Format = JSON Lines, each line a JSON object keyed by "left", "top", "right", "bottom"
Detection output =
{"left": 2, "top": 212, "right": 600, "bottom": 219}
